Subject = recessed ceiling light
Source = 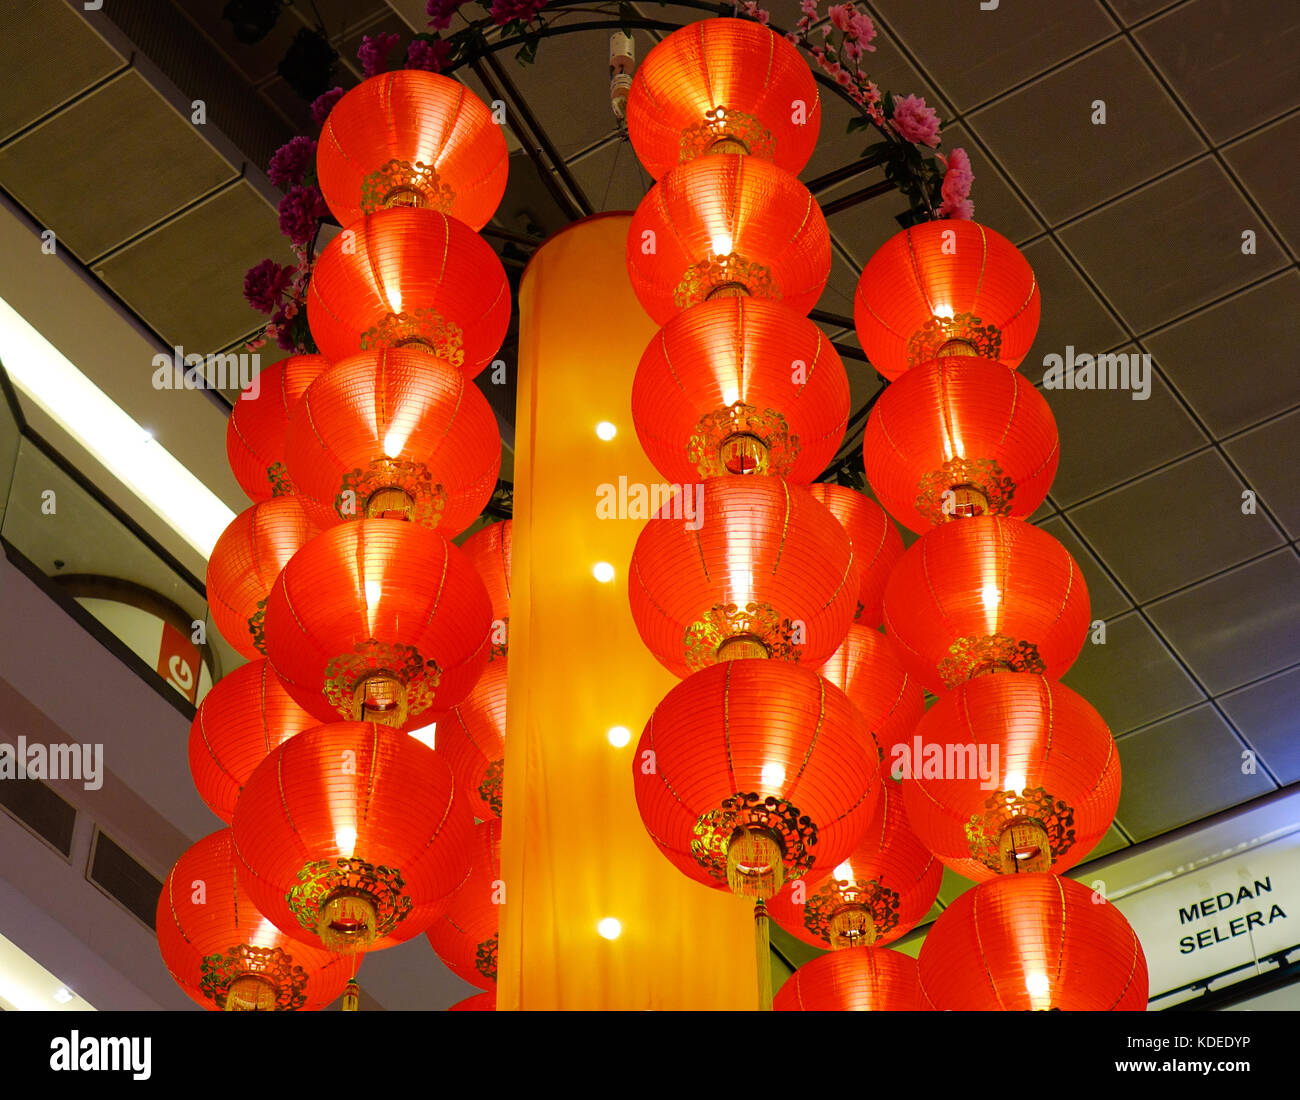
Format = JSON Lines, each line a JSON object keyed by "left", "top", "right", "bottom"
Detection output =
{"left": 52, "top": 987, "right": 74, "bottom": 1004}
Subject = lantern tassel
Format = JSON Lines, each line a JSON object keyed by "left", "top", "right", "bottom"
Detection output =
{"left": 754, "top": 898, "right": 773, "bottom": 1012}
{"left": 342, "top": 978, "right": 360, "bottom": 1012}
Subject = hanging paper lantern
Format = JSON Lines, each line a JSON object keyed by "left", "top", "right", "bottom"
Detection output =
{"left": 263, "top": 518, "right": 492, "bottom": 727}
{"left": 918, "top": 873, "right": 1148, "bottom": 1010}
{"left": 318, "top": 70, "right": 508, "bottom": 231}
{"left": 853, "top": 220, "right": 1040, "bottom": 380}
{"left": 206, "top": 496, "right": 338, "bottom": 659}
{"left": 901, "top": 673, "right": 1119, "bottom": 880}
{"left": 627, "top": 155, "right": 830, "bottom": 325}
{"left": 306, "top": 208, "right": 510, "bottom": 376}
{"left": 285, "top": 348, "right": 501, "bottom": 533}
{"left": 187, "top": 659, "right": 320, "bottom": 823}
{"left": 233, "top": 721, "right": 473, "bottom": 953}
{"left": 626, "top": 17, "right": 821, "bottom": 180}
{"left": 804, "top": 484, "right": 904, "bottom": 626}
{"left": 226, "top": 354, "right": 332, "bottom": 501}
{"left": 157, "top": 829, "right": 354, "bottom": 1011}
{"left": 450, "top": 991, "right": 495, "bottom": 1011}
{"left": 863, "top": 357, "right": 1059, "bottom": 533}
{"left": 882, "top": 516, "right": 1091, "bottom": 695}
{"left": 431, "top": 655, "right": 506, "bottom": 819}
{"left": 631, "top": 297, "right": 849, "bottom": 481}
{"left": 427, "top": 819, "right": 501, "bottom": 991}
{"left": 774, "top": 946, "right": 923, "bottom": 1011}
{"left": 628, "top": 477, "right": 859, "bottom": 678}
{"left": 768, "top": 782, "right": 940, "bottom": 950}
{"left": 633, "top": 660, "right": 879, "bottom": 898}
{"left": 461, "top": 519, "right": 511, "bottom": 656}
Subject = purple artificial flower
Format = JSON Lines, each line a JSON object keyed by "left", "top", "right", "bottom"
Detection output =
{"left": 310, "top": 87, "right": 345, "bottom": 129}
{"left": 358, "top": 32, "right": 402, "bottom": 78}
{"left": 426, "top": 0, "right": 463, "bottom": 30}
{"left": 890, "top": 93, "right": 942, "bottom": 148}
{"left": 489, "top": 0, "right": 548, "bottom": 24}
{"left": 267, "top": 135, "right": 317, "bottom": 190}
{"left": 243, "top": 259, "right": 293, "bottom": 314}
{"left": 407, "top": 37, "right": 453, "bottom": 72}
{"left": 277, "top": 185, "right": 329, "bottom": 249}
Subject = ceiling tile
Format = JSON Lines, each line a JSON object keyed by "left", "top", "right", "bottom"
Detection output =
{"left": 1057, "top": 158, "right": 1287, "bottom": 334}
{"left": 1135, "top": 0, "right": 1300, "bottom": 144}
{"left": 1022, "top": 237, "right": 1128, "bottom": 377}
{"left": 1068, "top": 450, "right": 1284, "bottom": 602}
{"left": 1224, "top": 408, "right": 1300, "bottom": 539}
{"left": 1218, "top": 665, "right": 1300, "bottom": 785}
{"left": 1113, "top": 704, "right": 1274, "bottom": 841}
{"left": 1036, "top": 515, "right": 1132, "bottom": 621}
{"left": 568, "top": 138, "right": 649, "bottom": 215}
{"left": 1107, "top": 0, "right": 1184, "bottom": 22}
{"left": 1146, "top": 549, "right": 1300, "bottom": 695}
{"left": 1079, "top": 822, "right": 1131, "bottom": 862}
{"left": 1222, "top": 110, "right": 1300, "bottom": 255}
{"left": 1144, "top": 272, "right": 1300, "bottom": 439}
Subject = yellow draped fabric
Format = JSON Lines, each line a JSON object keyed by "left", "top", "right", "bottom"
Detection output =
{"left": 498, "top": 213, "right": 754, "bottom": 1009}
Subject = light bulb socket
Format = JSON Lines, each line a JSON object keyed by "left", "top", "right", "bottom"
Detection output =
{"left": 223, "top": 973, "right": 278, "bottom": 1012}
{"left": 998, "top": 817, "right": 1052, "bottom": 875}
{"left": 726, "top": 826, "right": 785, "bottom": 900}
{"left": 319, "top": 890, "right": 380, "bottom": 952}
{"left": 350, "top": 673, "right": 409, "bottom": 727}
{"left": 828, "top": 905, "right": 879, "bottom": 950}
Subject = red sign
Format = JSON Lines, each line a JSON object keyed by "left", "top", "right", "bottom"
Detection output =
{"left": 157, "top": 620, "right": 200, "bottom": 703}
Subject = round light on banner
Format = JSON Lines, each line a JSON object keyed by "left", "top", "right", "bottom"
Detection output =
{"left": 774, "top": 946, "right": 923, "bottom": 1011}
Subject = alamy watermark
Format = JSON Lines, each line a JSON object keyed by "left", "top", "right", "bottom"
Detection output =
{"left": 0, "top": 737, "right": 103, "bottom": 791}
{"left": 152, "top": 346, "right": 259, "bottom": 397}
{"left": 596, "top": 476, "right": 705, "bottom": 531}
{"left": 889, "top": 735, "right": 1000, "bottom": 790}
{"left": 1041, "top": 346, "right": 1151, "bottom": 401}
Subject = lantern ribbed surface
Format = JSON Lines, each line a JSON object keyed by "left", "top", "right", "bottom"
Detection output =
{"left": 233, "top": 722, "right": 473, "bottom": 953}
{"left": 430, "top": 654, "right": 506, "bottom": 819}
{"left": 632, "top": 660, "right": 880, "bottom": 893}
{"left": 318, "top": 70, "right": 508, "bottom": 231}
{"left": 901, "top": 673, "right": 1120, "bottom": 881}
{"left": 626, "top": 17, "right": 821, "bottom": 180}
{"left": 628, "top": 477, "right": 859, "bottom": 678}
{"left": 226, "top": 354, "right": 332, "bottom": 501}
{"left": 804, "top": 484, "right": 904, "bottom": 627}
{"left": 263, "top": 518, "right": 492, "bottom": 725}
{"left": 918, "top": 873, "right": 1149, "bottom": 1010}
{"left": 882, "top": 516, "right": 1091, "bottom": 695}
{"left": 207, "top": 496, "right": 338, "bottom": 659}
{"left": 450, "top": 991, "right": 495, "bottom": 1011}
{"left": 285, "top": 348, "right": 501, "bottom": 534}
{"left": 187, "top": 659, "right": 321, "bottom": 823}
{"left": 306, "top": 208, "right": 510, "bottom": 375}
{"left": 863, "top": 357, "right": 1060, "bottom": 533}
{"left": 774, "top": 946, "right": 923, "bottom": 1011}
{"left": 157, "top": 829, "right": 353, "bottom": 1011}
{"left": 768, "top": 781, "right": 940, "bottom": 949}
{"left": 461, "top": 519, "right": 511, "bottom": 645}
{"left": 627, "top": 155, "right": 830, "bottom": 325}
{"left": 631, "top": 297, "right": 849, "bottom": 482}
{"left": 427, "top": 818, "right": 501, "bottom": 991}
{"left": 853, "top": 220, "right": 1040, "bottom": 380}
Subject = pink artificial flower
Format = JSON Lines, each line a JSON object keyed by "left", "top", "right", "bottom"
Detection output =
{"left": 741, "top": 2, "right": 771, "bottom": 26}
{"left": 267, "top": 136, "right": 316, "bottom": 190}
{"left": 836, "top": 67, "right": 853, "bottom": 88}
{"left": 786, "top": 30, "right": 800, "bottom": 45}
{"left": 358, "top": 32, "right": 401, "bottom": 78}
{"left": 843, "top": 39, "right": 862, "bottom": 63}
{"left": 426, "top": 0, "right": 463, "bottom": 30}
{"left": 407, "top": 37, "right": 453, "bottom": 72}
{"left": 849, "top": 13, "right": 876, "bottom": 49}
{"left": 940, "top": 197, "right": 975, "bottom": 220}
{"left": 828, "top": 4, "right": 854, "bottom": 33}
{"left": 309, "top": 87, "right": 344, "bottom": 129}
{"left": 890, "top": 93, "right": 941, "bottom": 147}
{"left": 938, "top": 146, "right": 975, "bottom": 219}
{"left": 799, "top": 0, "right": 819, "bottom": 16}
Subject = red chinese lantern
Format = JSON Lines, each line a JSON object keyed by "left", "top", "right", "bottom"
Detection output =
{"left": 461, "top": 519, "right": 511, "bottom": 656}
{"left": 804, "top": 484, "right": 904, "bottom": 626}
{"left": 900, "top": 673, "right": 1120, "bottom": 880}
{"left": 285, "top": 348, "right": 501, "bottom": 533}
{"left": 188, "top": 659, "right": 320, "bottom": 823}
{"left": 882, "top": 516, "right": 1091, "bottom": 695}
{"left": 317, "top": 70, "right": 508, "bottom": 231}
{"left": 853, "top": 220, "right": 1040, "bottom": 380}
{"left": 628, "top": 477, "right": 859, "bottom": 678}
{"left": 206, "top": 496, "right": 337, "bottom": 659}
{"left": 226, "top": 354, "right": 332, "bottom": 501}
{"left": 157, "top": 829, "right": 354, "bottom": 1011}
{"left": 633, "top": 660, "right": 879, "bottom": 898}
{"left": 631, "top": 297, "right": 849, "bottom": 481}
{"left": 431, "top": 654, "right": 506, "bottom": 819}
{"left": 768, "top": 781, "right": 940, "bottom": 949}
{"left": 233, "top": 721, "right": 473, "bottom": 953}
{"left": 306, "top": 208, "right": 510, "bottom": 376}
{"left": 863, "top": 357, "right": 1059, "bottom": 533}
{"left": 450, "top": 991, "right": 495, "bottom": 1011}
{"left": 918, "top": 873, "right": 1148, "bottom": 1010}
{"left": 263, "top": 518, "right": 492, "bottom": 727}
{"left": 774, "top": 946, "right": 923, "bottom": 1011}
{"left": 627, "top": 155, "right": 830, "bottom": 325}
{"left": 626, "top": 17, "right": 821, "bottom": 180}
{"left": 427, "top": 818, "right": 501, "bottom": 991}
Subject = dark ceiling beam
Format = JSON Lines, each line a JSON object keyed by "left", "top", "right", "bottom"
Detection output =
{"left": 820, "top": 180, "right": 898, "bottom": 218}
{"left": 805, "top": 147, "right": 890, "bottom": 196}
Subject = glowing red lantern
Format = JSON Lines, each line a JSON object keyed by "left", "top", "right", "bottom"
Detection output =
{"left": 918, "top": 873, "right": 1148, "bottom": 1010}
{"left": 427, "top": 818, "right": 501, "bottom": 991}
{"left": 628, "top": 477, "right": 858, "bottom": 678}
{"left": 626, "top": 17, "right": 821, "bottom": 180}
{"left": 157, "top": 829, "right": 354, "bottom": 1011}
{"left": 853, "top": 220, "right": 1040, "bottom": 380}
{"left": 233, "top": 721, "right": 473, "bottom": 953}
{"left": 206, "top": 496, "right": 337, "bottom": 659}
{"left": 284, "top": 348, "right": 500, "bottom": 533}
{"left": 318, "top": 70, "right": 508, "bottom": 231}
{"left": 631, "top": 297, "right": 848, "bottom": 481}
{"left": 306, "top": 208, "right": 510, "bottom": 376}
{"left": 900, "top": 673, "right": 1119, "bottom": 880}
{"left": 627, "top": 155, "right": 830, "bottom": 325}
{"left": 263, "top": 518, "right": 492, "bottom": 727}
{"left": 882, "top": 516, "right": 1091, "bottom": 695}
{"left": 633, "top": 660, "right": 879, "bottom": 898}
{"left": 188, "top": 659, "right": 320, "bottom": 823}
{"left": 431, "top": 654, "right": 506, "bottom": 819}
{"left": 226, "top": 354, "right": 332, "bottom": 501}
{"left": 450, "top": 991, "right": 495, "bottom": 1011}
{"left": 863, "top": 357, "right": 1059, "bottom": 533}
{"left": 461, "top": 519, "right": 511, "bottom": 656}
{"left": 774, "top": 946, "right": 923, "bottom": 1011}
{"left": 804, "top": 484, "right": 904, "bottom": 626}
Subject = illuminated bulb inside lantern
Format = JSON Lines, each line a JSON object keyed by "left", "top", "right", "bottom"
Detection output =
{"left": 597, "top": 917, "right": 622, "bottom": 940}
{"left": 980, "top": 583, "right": 1001, "bottom": 610}
{"left": 251, "top": 917, "right": 281, "bottom": 949}
{"left": 382, "top": 426, "right": 409, "bottom": 459}
{"left": 335, "top": 826, "right": 358, "bottom": 858}
{"left": 592, "top": 561, "right": 615, "bottom": 583}
{"left": 595, "top": 421, "right": 617, "bottom": 441}
{"left": 408, "top": 720, "right": 437, "bottom": 749}
{"left": 364, "top": 580, "right": 382, "bottom": 606}
{"left": 834, "top": 860, "right": 854, "bottom": 883}
{"left": 711, "top": 232, "right": 733, "bottom": 256}
{"left": 1004, "top": 771, "right": 1026, "bottom": 795}
{"left": 722, "top": 383, "right": 741, "bottom": 407}
{"left": 760, "top": 762, "right": 786, "bottom": 789}
{"left": 934, "top": 304, "right": 954, "bottom": 320}
{"left": 386, "top": 287, "right": 403, "bottom": 313}
{"left": 607, "top": 725, "right": 631, "bottom": 747}
{"left": 1025, "top": 971, "right": 1052, "bottom": 1010}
